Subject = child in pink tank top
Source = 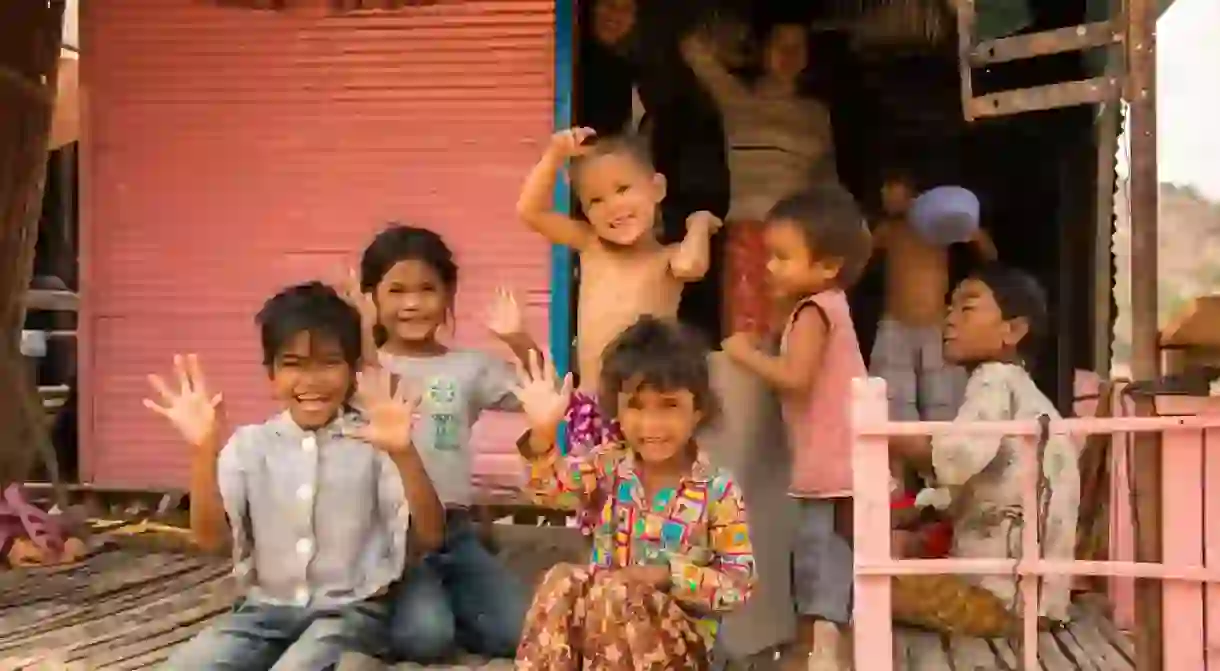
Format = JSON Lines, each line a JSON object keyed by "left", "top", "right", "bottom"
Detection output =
{"left": 723, "top": 186, "right": 871, "bottom": 671}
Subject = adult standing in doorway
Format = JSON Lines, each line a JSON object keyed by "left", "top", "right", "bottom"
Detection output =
{"left": 576, "top": 0, "right": 731, "bottom": 344}
{"left": 682, "top": 20, "right": 840, "bottom": 338}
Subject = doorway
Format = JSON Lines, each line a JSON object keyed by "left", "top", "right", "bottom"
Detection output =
{"left": 568, "top": 0, "right": 1103, "bottom": 407}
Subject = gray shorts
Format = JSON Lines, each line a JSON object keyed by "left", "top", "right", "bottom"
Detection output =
{"left": 869, "top": 318, "right": 967, "bottom": 421}
{"left": 791, "top": 500, "right": 853, "bottom": 624}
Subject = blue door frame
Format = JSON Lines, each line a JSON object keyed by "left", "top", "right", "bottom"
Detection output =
{"left": 549, "top": 0, "right": 575, "bottom": 450}
{"left": 549, "top": 0, "right": 575, "bottom": 379}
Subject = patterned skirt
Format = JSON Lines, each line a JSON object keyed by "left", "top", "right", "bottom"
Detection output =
{"left": 723, "top": 222, "right": 774, "bottom": 338}
{"left": 891, "top": 574, "right": 1015, "bottom": 637}
{"left": 517, "top": 563, "right": 710, "bottom": 671}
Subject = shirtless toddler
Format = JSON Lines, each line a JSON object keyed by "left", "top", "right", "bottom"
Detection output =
{"left": 517, "top": 127, "right": 722, "bottom": 452}
{"left": 870, "top": 171, "right": 996, "bottom": 422}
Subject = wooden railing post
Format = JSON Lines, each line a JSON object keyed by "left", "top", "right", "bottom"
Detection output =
{"left": 851, "top": 377, "right": 893, "bottom": 671}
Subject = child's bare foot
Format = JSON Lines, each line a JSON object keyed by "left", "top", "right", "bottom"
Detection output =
{"left": 807, "top": 621, "right": 845, "bottom": 671}
{"left": 780, "top": 646, "right": 810, "bottom": 671}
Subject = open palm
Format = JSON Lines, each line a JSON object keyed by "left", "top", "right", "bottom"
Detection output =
{"left": 144, "top": 354, "right": 223, "bottom": 449}
{"left": 511, "top": 349, "right": 572, "bottom": 431}
{"left": 349, "top": 368, "right": 416, "bottom": 454}
{"left": 341, "top": 268, "right": 378, "bottom": 327}
{"left": 486, "top": 287, "right": 523, "bottom": 339}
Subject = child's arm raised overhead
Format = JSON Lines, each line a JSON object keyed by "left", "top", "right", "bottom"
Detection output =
{"left": 666, "top": 475, "right": 755, "bottom": 613}
{"left": 143, "top": 354, "right": 232, "bottom": 554}
{"left": 516, "top": 128, "right": 598, "bottom": 251}
{"left": 971, "top": 227, "right": 998, "bottom": 262}
{"left": 511, "top": 350, "right": 616, "bottom": 510}
{"left": 679, "top": 29, "right": 750, "bottom": 109}
{"left": 722, "top": 304, "right": 828, "bottom": 396}
{"left": 669, "top": 210, "right": 723, "bottom": 281}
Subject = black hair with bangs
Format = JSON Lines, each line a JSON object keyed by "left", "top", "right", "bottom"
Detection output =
{"left": 256, "top": 281, "right": 362, "bottom": 370}
{"left": 598, "top": 316, "right": 719, "bottom": 425}
{"left": 969, "top": 263, "right": 1048, "bottom": 365}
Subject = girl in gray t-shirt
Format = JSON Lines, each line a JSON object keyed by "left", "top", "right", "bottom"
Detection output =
{"left": 348, "top": 225, "right": 541, "bottom": 662}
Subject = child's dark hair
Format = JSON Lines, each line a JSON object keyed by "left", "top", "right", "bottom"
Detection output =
{"left": 570, "top": 133, "right": 655, "bottom": 181}
{"left": 767, "top": 185, "right": 872, "bottom": 289}
{"left": 970, "top": 263, "right": 1048, "bottom": 364}
{"left": 255, "top": 281, "right": 362, "bottom": 370}
{"left": 359, "top": 224, "right": 459, "bottom": 343}
{"left": 598, "top": 316, "right": 719, "bottom": 425}
{"left": 360, "top": 224, "right": 458, "bottom": 295}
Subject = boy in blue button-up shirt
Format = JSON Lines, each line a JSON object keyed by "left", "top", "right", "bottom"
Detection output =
{"left": 146, "top": 282, "right": 444, "bottom": 670}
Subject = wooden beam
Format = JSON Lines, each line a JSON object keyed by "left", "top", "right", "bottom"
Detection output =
{"left": 954, "top": 0, "right": 975, "bottom": 123}
{"left": 966, "top": 77, "right": 1118, "bottom": 120}
{"left": 23, "top": 288, "right": 79, "bottom": 312}
{"left": 1125, "top": 0, "right": 1163, "bottom": 666}
{"left": 0, "top": 0, "right": 66, "bottom": 497}
{"left": 0, "top": 64, "right": 54, "bottom": 107}
{"left": 971, "top": 21, "right": 1121, "bottom": 66}
{"left": 1091, "top": 102, "right": 1120, "bottom": 376}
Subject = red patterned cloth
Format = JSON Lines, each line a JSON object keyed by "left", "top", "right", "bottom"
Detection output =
{"left": 723, "top": 222, "right": 773, "bottom": 337}
{"left": 891, "top": 494, "right": 953, "bottom": 558}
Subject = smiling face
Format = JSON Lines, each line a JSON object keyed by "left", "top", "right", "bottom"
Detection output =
{"left": 763, "top": 24, "right": 809, "bottom": 84}
{"left": 591, "top": 0, "right": 636, "bottom": 47}
{"left": 943, "top": 278, "right": 1028, "bottom": 365}
{"left": 373, "top": 259, "right": 451, "bottom": 348}
{"left": 616, "top": 383, "right": 702, "bottom": 465}
{"left": 270, "top": 331, "right": 354, "bottom": 430}
{"left": 573, "top": 151, "right": 665, "bottom": 247}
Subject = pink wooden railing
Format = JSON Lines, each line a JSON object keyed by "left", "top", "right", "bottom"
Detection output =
{"left": 850, "top": 376, "right": 1220, "bottom": 670}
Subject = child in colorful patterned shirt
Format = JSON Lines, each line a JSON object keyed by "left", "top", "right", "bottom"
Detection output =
{"left": 511, "top": 316, "right": 756, "bottom": 670}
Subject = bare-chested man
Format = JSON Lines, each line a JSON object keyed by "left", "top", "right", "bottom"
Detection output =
{"left": 870, "top": 171, "right": 996, "bottom": 422}
{"left": 516, "top": 127, "right": 722, "bottom": 453}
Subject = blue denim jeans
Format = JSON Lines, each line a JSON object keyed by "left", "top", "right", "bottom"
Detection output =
{"left": 388, "top": 513, "right": 529, "bottom": 661}
{"left": 162, "top": 597, "right": 389, "bottom": 671}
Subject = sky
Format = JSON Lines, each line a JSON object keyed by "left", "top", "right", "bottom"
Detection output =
{"left": 1143, "top": 0, "right": 1220, "bottom": 200}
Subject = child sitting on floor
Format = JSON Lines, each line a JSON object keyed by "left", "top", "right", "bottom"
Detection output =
{"left": 511, "top": 317, "right": 756, "bottom": 670}
{"left": 517, "top": 128, "right": 723, "bottom": 455}
{"left": 889, "top": 264, "right": 1080, "bottom": 636}
{"left": 146, "top": 282, "right": 444, "bottom": 670}
{"left": 347, "top": 225, "right": 540, "bottom": 662}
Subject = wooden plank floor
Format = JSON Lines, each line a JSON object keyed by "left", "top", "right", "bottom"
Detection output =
{"left": 0, "top": 525, "right": 589, "bottom": 671}
{"left": 894, "top": 598, "right": 1135, "bottom": 671}
{"left": 2, "top": 524, "right": 1134, "bottom": 671}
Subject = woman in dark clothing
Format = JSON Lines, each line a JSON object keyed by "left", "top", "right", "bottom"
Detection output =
{"left": 576, "top": 0, "right": 731, "bottom": 344}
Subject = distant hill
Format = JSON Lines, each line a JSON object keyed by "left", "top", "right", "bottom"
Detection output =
{"left": 1111, "top": 181, "right": 1220, "bottom": 371}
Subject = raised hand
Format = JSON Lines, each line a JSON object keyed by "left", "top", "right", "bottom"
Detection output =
{"left": 549, "top": 127, "right": 596, "bottom": 159}
{"left": 347, "top": 367, "right": 416, "bottom": 454}
{"left": 340, "top": 268, "right": 378, "bottom": 328}
{"left": 486, "top": 286, "right": 524, "bottom": 341}
{"left": 144, "top": 354, "right": 224, "bottom": 450}
{"left": 510, "top": 349, "right": 572, "bottom": 432}
{"left": 686, "top": 210, "right": 724, "bottom": 236}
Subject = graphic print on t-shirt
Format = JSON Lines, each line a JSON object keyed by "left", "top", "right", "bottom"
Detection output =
{"left": 423, "top": 376, "right": 461, "bottom": 451}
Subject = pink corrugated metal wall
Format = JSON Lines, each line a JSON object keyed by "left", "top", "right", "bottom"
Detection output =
{"left": 80, "top": 0, "right": 555, "bottom": 489}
